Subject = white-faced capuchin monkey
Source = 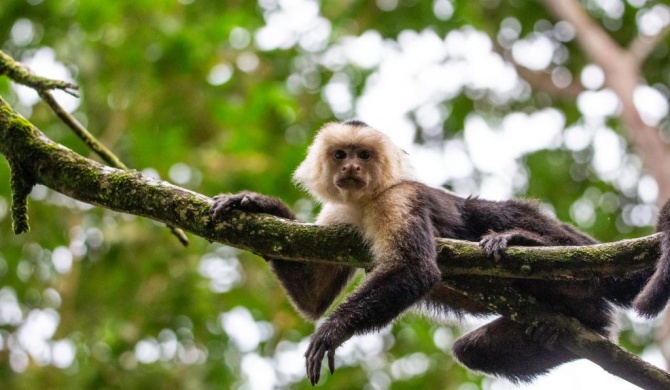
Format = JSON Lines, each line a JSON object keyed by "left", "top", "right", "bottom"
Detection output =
{"left": 211, "top": 120, "right": 670, "bottom": 385}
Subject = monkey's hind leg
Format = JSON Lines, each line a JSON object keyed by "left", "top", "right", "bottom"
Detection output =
{"left": 210, "top": 191, "right": 355, "bottom": 321}
{"left": 452, "top": 317, "right": 576, "bottom": 383}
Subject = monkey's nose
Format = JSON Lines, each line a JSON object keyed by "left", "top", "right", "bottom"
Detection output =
{"left": 341, "top": 163, "right": 360, "bottom": 173}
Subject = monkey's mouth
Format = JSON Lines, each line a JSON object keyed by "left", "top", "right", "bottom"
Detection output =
{"left": 335, "top": 177, "right": 365, "bottom": 189}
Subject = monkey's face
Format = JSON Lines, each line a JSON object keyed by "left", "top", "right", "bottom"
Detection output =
{"left": 330, "top": 146, "right": 373, "bottom": 192}
{"left": 293, "top": 122, "right": 413, "bottom": 204}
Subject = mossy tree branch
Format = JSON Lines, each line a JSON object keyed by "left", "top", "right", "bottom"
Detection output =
{"left": 0, "top": 49, "right": 189, "bottom": 245}
{"left": 0, "top": 95, "right": 667, "bottom": 387}
{"left": 0, "top": 95, "right": 660, "bottom": 277}
{"left": 0, "top": 93, "right": 662, "bottom": 275}
{"left": 8, "top": 162, "right": 34, "bottom": 234}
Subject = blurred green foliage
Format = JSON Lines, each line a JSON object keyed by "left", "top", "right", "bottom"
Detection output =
{"left": 0, "top": 0, "right": 668, "bottom": 389}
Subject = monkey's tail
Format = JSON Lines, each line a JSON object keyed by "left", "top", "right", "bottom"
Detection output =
{"left": 633, "top": 200, "right": 670, "bottom": 318}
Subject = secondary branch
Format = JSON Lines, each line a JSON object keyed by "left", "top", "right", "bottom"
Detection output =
{"left": 539, "top": 0, "right": 670, "bottom": 202}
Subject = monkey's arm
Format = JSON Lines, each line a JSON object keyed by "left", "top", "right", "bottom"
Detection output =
{"left": 305, "top": 210, "right": 441, "bottom": 385}
{"left": 211, "top": 192, "right": 355, "bottom": 321}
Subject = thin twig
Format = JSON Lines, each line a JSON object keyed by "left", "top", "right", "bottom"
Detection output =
{"left": 491, "top": 44, "right": 584, "bottom": 99}
{"left": 629, "top": 23, "right": 670, "bottom": 66}
{"left": 539, "top": 0, "right": 670, "bottom": 203}
{"left": 37, "top": 92, "right": 190, "bottom": 245}
{"left": 0, "top": 50, "right": 189, "bottom": 245}
{"left": 39, "top": 90, "right": 127, "bottom": 168}
{"left": 0, "top": 50, "right": 78, "bottom": 96}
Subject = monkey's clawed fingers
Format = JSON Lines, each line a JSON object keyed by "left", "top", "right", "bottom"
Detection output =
{"left": 305, "top": 337, "right": 336, "bottom": 386}
{"left": 210, "top": 192, "right": 265, "bottom": 221}
{"left": 211, "top": 194, "right": 242, "bottom": 220}
{"left": 479, "top": 233, "right": 510, "bottom": 262}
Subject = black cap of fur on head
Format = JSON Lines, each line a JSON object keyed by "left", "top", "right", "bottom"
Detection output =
{"left": 342, "top": 119, "right": 369, "bottom": 128}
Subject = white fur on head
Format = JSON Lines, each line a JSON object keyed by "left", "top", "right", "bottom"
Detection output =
{"left": 292, "top": 121, "right": 414, "bottom": 203}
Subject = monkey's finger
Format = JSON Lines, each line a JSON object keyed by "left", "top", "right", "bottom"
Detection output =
{"left": 210, "top": 205, "right": 224, "bottom": 220}
{"left": 305, "top": 338, "right": 324, "bottom": 359}
{"left": 479, "top": 235, "right": 509, "bottom": 261}
{"left": 327, "top": 349, "right": 335, "bottom": 374}
{"left": 306, "top": 344, "right": 325, "bottom": 386}
{"left": 308, "top": 357, "right": 321, "bottom": 386}
{"left": 211, "top": 196, "right": 245, "bottom": 219}
{"left": 305, "top": 340, "right": 316, "bottom": 358}
{"left": 306, "top": 350, "right": 314, "bottom": 384}
{"left": 308, "top": 363, "right": 316, "bottom": 387}
{"left": 310, "top": 351, "right": 323, "bottom": 384}
{"left": 211, "top": 204, "right": 232, "bottom": 220}
{"left": 493, "top": 250, "right": 502, "bottom": 262}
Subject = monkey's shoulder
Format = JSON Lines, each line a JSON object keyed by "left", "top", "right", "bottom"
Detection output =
{"left": 363, "top": 181, "right": 462, "bottom": 235}
{"left": 373, "top": 180, "right": 460, "bottom": 207}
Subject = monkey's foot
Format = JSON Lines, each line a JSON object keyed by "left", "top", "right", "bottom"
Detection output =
{"left": 479, "top": 232, "right": 512, "bottom": 261}
{"left": 479, "top": 229, "right": 548, "bottom": 261}
{"left": 525, "top": 322, "right": 561, "bottom": 350}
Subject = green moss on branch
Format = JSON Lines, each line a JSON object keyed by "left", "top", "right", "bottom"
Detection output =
{"left": 0, "top": 50, "right": 78, "bottom": 95}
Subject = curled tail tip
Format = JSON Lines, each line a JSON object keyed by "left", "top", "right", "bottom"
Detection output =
{"left": 632, "top": 303, "right": 664, "bottom": 319}
{"left": 632, "top": 291, "right": 668, "bottom": 318}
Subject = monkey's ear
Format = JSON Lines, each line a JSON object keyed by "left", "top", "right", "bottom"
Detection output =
{"left": 292, "top": 159, "right": 311, "bottom": 187}
{"left": 292, "top": 152, "right": 328, "bottom": 201}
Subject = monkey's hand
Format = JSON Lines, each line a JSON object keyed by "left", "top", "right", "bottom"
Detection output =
{"left": 210, "top": 191, "right": 296, "bottom": 221}
{"left": 479, "top": 229, "right": 547, "bottom": 261}
{"left": 305, "top": 320, "right": 347, "bottom": 386}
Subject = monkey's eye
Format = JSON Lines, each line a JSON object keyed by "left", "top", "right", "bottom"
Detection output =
{"left": 358, "top": 150, "right": 371, "bottom": 160}
{"left": 333, "top": 150, "right": 347, "bottom": 159}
